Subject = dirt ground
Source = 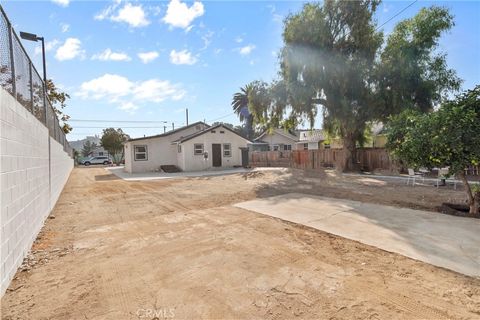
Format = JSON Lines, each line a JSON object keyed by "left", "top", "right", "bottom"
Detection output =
{"left": 1, "top": 167, "right": 479, "bottom": 319}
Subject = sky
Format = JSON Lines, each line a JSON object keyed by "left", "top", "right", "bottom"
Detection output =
{"left": 2, "top": 0, "right": 480, "bottom": 141}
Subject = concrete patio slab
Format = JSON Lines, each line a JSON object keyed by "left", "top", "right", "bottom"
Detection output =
{"left": 106, "top": 166, "right": 287, "bottom": 181}
{"left": 234, "top": 193, "right": 480, "bottom": 277}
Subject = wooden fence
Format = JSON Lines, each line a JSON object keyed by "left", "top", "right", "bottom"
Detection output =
{"left": 249, "top": 148, "right": 400, "bottom": 173}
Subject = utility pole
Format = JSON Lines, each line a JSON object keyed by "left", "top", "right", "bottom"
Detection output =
{"left": 163, "top": 126, "right": 166, "bottom": 133}
{"left": 172, "top": 122, "right": 175, "bottom": 130}
{"left": 186, "top": 108, "right": 189, "bottom": 126}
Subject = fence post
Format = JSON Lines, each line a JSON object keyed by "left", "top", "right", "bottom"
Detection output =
{"left": 7, "top": 21, "right": 16, "bottom": 97}
{"left": 28, "top": 61, "right": 33, "bottom": 112}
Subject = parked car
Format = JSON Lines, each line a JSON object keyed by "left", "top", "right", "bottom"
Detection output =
{"left": 80, "top": 156, "right": 112, "bottom": 166}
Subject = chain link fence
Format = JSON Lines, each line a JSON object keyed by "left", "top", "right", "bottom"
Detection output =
{"left": 0, "top": 6, "right": 73, "bottom": 157}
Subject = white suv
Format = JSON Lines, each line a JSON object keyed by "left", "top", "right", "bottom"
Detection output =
{"left": 80, "top": 156, "right": 112, "bottom": 166}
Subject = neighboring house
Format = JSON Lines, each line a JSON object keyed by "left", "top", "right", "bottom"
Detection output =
{"left": 250, "top": 128, "right": 326, "bottom": 151}
{"left": 251, "top": 123, "right": 387, "bottom": 151}
{"left": 172, "top": 124, "right": 251, "bottom": 172}
{"left": 364, "top": 122, "right": 387, "bottom": 148}
{"left": 250, "top": 129, "right": 299, "bottom": 151}
{"left": 296, "top": 129, "right": 325, "bottom": 150}
{"left": 124, "top": 121, "right": 209, "bottom": 173}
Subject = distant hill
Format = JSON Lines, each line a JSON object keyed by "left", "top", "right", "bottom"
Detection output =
{"left": 69, "top": 135, "right": 101, "bottom": 151}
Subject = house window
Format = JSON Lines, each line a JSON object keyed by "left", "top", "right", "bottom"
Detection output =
{"left": 211, "top": 130, "right": 216, "bottom": 133}
{"left": 98, "top": 151, "right": 104, "bottom": 156}
{"left": 177, "top": 144, "right": 182, "bottom": 153}
{"left": 324, "top": 144, "right": 331, "bottom": 149}
{"left": 223, "top": 144, "right": 231, "bottom": 157}
{"left": 194, "top": 143, "right": 204, "bottom": 155}
{"left": 273, "top": 145, "right": 279, "bottom": 151}
{"left": 220, "top": 131, "right": 225, "bottom": 134}
{"left": 283, "top": 145, "right": 292, "bottom": 151}
{"left": 303, "top": 143, "right": 308, "bottom": 150}
{"left": 134, "top": 145, "right": 148, "bottom": 161}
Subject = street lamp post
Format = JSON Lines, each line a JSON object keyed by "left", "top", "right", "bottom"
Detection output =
{"left": 19, "top": 31, "right": 52, "bottom": 210}
{"left": 19, "top": 31, "right": 46, "bottom": 84}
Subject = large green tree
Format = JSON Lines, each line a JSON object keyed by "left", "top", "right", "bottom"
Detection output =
{"left": 386, "top": 86, "right": 480, "bottom": 216}
{"left": 100, "top": 128, "right": 130, "bottom": 165}
{"left": 278, "top": 0, "right": 383, "bottom": 170}
{"left": 251, "top": 1, "right": 460, "bottom": 171}
{"left": 376, "top": 6, "right": 461, "bottom": 119}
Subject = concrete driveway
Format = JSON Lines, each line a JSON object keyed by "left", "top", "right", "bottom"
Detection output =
{"left": 235, "top": 193, "right": 480, "bottom": 277}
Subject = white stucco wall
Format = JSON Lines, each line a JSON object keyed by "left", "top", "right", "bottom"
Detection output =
{"left": 0, "top": 88, "right": 73, "bottom": 295}
{"left": 179, "top": 127, "right": 249, "bottom": 172}
{"left": 176, "top": 144, "right": 185, "bottom": 171}
{"left": 124, "top": 123, "right": 208, "bottom": 173}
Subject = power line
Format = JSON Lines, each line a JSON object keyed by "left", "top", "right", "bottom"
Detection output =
{"left": 72, "top": 126, "right": 181, "bottom": 129}
{"left": 376, "top": 0, "right": 418, "bottom": 31}
{"left": 206, "top": 112, "right": 236, "bottom": 123}
{"left": 69, "top": 119, "right": 173, "bottom": 123}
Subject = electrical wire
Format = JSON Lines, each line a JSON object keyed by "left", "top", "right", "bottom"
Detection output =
{"left": 206, "top": 112, "right": 236, "bottom": 123}
{"left": 376, "top": 0, "right": 418, "bottom": 31}
{"left": 69, "top": 119, "right": 174, "bottom": 123}
{"left": 72, "top": 126, "right": 179, "bottom": 129}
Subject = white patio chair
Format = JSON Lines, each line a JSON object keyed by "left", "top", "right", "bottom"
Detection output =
{"left": 406, "top": 168, "right": 424, "bottom": 186}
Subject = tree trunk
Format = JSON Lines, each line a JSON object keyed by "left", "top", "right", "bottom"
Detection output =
{"left": 246, "top": 115, "right": 254, "bottom": 140}
{"left": 458, "top": 171, "right": 479, "bottom": 216}
{"left": 341, "top": 133, "right": 358, "bottom": 172}
{"left": 473, "top": 192, "right": 480, "bottom": 216}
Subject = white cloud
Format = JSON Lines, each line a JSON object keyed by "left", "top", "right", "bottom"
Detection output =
{"left": 78, "top": 74, "right": 133, "bottom": 101}
{"left": 235, "top": 36, "right": 243, "bottom": 43}
{"left": 77, "top": 74, "right": 186, "bottom": 112}
{"left": 94, "top": 1, "right": 119, "bottom": 21}
{"left": 95, "top": 2, "right": 150, "bottom": 28}
{"left": 92, "top": 48, "right": 131, "bottom": 62}
{"left": 138, "top": 51, "right": 159, "bottom": 64}
{"left": 133, "top": 79, "right": 185, "bottom": 102}
{"left": 267, "top": 5, "right": 283, "bottom": 23}
{"left": 52, "top": 0, "right": 69, "bottom": 7}
{"left": 238, "top": 44, "right": 255, "bottom": 56}
{"left": 169, "top": 49, "right": 197, "bottom": 65}
{"left": 55, "top": 38, "right": 84, "bottom": 61}
{"left": 200, "top": 30, "right": 214, "bottom": 50}
{"left": 60, "top": 23, "right": 70, "bottom": 33}
{"left": 112, "top": 3, "right": 150, "bottom": 27}
{"left": 163, "top": 0, "right": 204, "bottom": 30}
{"left": 119, "top": 102, "right": 139, "bottom": 114}
{"left": 35, "top": 39, "right": 59, "bottom": 55}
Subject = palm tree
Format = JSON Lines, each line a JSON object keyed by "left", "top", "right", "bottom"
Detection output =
{"left": 232, "top": 83, "right": 255, "bottom": 140}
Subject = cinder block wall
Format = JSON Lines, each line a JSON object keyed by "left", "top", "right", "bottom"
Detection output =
{"left": 0, "top": 88, "right": 73, "bottom": 295}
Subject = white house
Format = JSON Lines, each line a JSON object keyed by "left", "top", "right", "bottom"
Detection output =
{"left": 124, "top": 123, "right": 251, "bottom": 173}
{"left": 296, "top": 129, "right": 325, "bottom": 150}
{"left": 124, "top": 122, "right": 209, "bottom": 173}
{"left": 173, "top": 124, "right": 251, "bottom": 171}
